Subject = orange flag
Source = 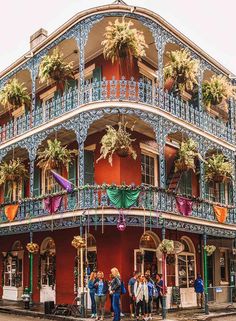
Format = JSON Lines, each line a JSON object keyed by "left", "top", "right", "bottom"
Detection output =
{"left": 213, "top": 205, "right": 228, "bottom": 224}
{"left": 5, "top": 204, "right": 19, "bottom": 222}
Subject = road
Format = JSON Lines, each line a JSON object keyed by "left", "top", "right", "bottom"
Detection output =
{"left": 0, "top": 313, "right": 46, "bottom": 321}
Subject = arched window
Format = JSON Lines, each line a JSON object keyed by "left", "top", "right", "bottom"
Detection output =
{"left": 40, "top": 238, "right": 56, "bottom": 289}
{"left": 178, "top": 237, "right": 196, "bottom": 288}
{"left": 86, "top": 234, "right": 97, "bottom": 273}
{"left": 140, "top": 232, "right": 159, "bottom": 249}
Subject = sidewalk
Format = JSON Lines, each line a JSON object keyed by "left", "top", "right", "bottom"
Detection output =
{"left": 0, "top": 300, "right": 235, "bottom": 321}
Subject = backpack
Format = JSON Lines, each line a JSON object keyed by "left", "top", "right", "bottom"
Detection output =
{"left": 121, "top": 281, "right": 126, "bottom": 295}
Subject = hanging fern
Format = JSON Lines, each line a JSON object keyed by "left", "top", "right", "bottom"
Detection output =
{"left": 174, "top": 139, "right": 200, "bottom": 173}
{"left": 0, "top": 78, "right": 31, "bottom": 110}
{"left": 102, "top": 17, "right": 148, "bottom": 63}
{"left": 205, "top": 154, "right": 233, "bottom": 183}
{"left": 37, "top": 139, "right": 77, "bottom": 170}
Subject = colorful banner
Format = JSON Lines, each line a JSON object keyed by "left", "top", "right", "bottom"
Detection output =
{"left": 176, "top": 196, "right": 193, "bottom": 217}
{"left": 213, "top": 205, "right": 228, "bottom": 223}
{"left": 5, "top": 204, "right": 19, "bottom": 222}
{"left": 51, "top": 170, "right": 74, "bottom": 192}
{"left": 44, "top": 196, "right": 63, "bottom": 214}
{"left": 107, "top": 188, "right": 140, "bottom": 209}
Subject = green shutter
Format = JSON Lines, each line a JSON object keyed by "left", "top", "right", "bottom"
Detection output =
{"left": 4, "top": 183, "right": 10, "bottom": 203}
{"left": 179, "top": 172, "right": 192, "bottom": 195}
{"left": 219, "top": 182, "right": 225, "bottom": 203}
{"left": 93, "top": 66, "right": 102, "bottom": 99}
{"left": 84, "top": 150, "right": 94, "bottom": 185}
{"left": 205, "top": 182, "right": 210, "bottom": 200}
{"left": 93, "top": 66, "right": 102, "bottom": 83}
{"left": 68, "top": 159, "right": 77, "bottom": 186}
{"left": 33, "top": 167, "right": 41, "bottom": 197}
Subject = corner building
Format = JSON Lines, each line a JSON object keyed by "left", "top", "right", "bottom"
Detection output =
{"left": 0, "top": 1, "right": 235, "bottom": 311}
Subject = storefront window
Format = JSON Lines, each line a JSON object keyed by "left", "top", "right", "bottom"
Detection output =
{"left": 220, "top": 251, "right": 228, "bottom": 282}
{"left": 178, "top": 237, "right": 196, "bottom": 288}
{"left": 40, "top": 238, "right": 56, "bottom": 288}
{"left": 3, "top": 241, "right": 23, "bottom": 288}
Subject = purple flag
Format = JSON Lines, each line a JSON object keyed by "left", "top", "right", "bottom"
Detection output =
{"left": 176, "top": 196, "right": 193, "bottom": 217}
{"left": 51, "top": 170, "right": 74, "bottom": 192}
{"left": 44, "top": 196, "right": 63, "bottom": 214}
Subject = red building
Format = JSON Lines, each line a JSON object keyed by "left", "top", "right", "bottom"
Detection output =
{"left": 0, "top": 0, "right": 235, "bottom": 313}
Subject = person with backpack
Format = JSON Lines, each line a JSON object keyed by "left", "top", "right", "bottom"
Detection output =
{"left": 88, "top": 271, "right": 97, "bottom": 318}
{"left": 154, "top": 274, "right": 164, "bottom": 315}
{"left": 110, "top": 267, "right": 122, "bottom": 321}
{"left": 134, "top": 274, "right": 149, "bottom": 321}
{"left": 94, "top": 271, "right": 108, "bottom": 321}
{"left": 146, "top": 275, "right": 154, "bottom": 320}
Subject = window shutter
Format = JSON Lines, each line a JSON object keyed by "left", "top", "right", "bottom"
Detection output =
{"left": 219, "top": 182, "right": 225, "bottom": 203}
{"left": 33, "top": 166, "right": 41, "bottom": 197}
{"left": 93, "top": 66, "right": 102, "bottom": 99}
{"left": 4, "top": 183, "right": 10, "bottom": 203}
{"left": 84, "top": 150, "right": 94, "bottom": 185}
{"left": 93, "top": 66, "right": 102, "bottom": 83}
{"left": 68, "top": 159, "right": 77, "bottom": 186}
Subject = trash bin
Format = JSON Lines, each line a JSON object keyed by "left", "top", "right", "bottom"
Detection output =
{"left": 44, "top": 301, "right": 55, "bottom": 314}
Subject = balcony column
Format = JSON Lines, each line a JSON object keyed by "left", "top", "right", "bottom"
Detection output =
{"left": 76, "top": 132, "right": 84, "bottom": 187}
{"left": 157, "top": 40, "right": 165, "bottom": 91}
{"left": 198, "top": 60, "right": 204, "bottom": 111}
{"left": 30, "top": 61, "right": 38, "bottom": 127}
{"left": 203, "top": 232, "right": 209, "bottom": 315}
{"left": 161, "top": 222, "right": 167, "bottom": 320}
{"left": 156, "top": 119, "right": 166, "bottom": 189}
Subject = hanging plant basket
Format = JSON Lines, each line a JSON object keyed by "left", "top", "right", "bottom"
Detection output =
{"left": 158, "top": 239, "right": 174, "bottom": 254}
{"left": 205, "top": 154, "right": 233, "bottom": 183}
{"left": 204, "top": 245, "right": 216, "bottom": 256}
{"left": 116, "top": 147, "right": 130, "bottom": 158}
{"left": 174, "top": 139, "right": 199, "bottom": 173}
{"left": 26, "top": 242, "right": 39, "bottom": 254}
{"left": 71, "top": 236, "right": 86, "bottom": 249}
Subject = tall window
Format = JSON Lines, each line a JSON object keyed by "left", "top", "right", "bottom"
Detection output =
{"left": 42, "top": 168, "right": 63, "bottom": 194}
{"left": 141, "top": 153, "right": 155, "bottom": 185}
{"left": 4, "top": 181, "right": 23, "bottom": 203}
{"left": 3, "top": 241, "right": 23, "bottom": 288}
{"left": 40, "top": 238, "right": 56, "bottom": 288}
{"left": 206, "top": 182, "right": 232, "bottom": 204}
{"left": 178, "top": 237, "right": 196, "bottom": 288}
{"left": 178, "top": 171, "right": 192, "bottom": 195}
{"left": 220, "top": 250, "right": 228, "bottom": 283}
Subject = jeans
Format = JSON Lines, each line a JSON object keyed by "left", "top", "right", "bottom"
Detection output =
{"left": 90, "top": 291, "right": 96, "bottom": 315}
{"left": 95, "top": 295, "right": 106, "bottom": 318}
{"left": 136, "top": 300, "right": 145, "bottom": 317}
{"left": 155, "top": 295, "right": 163, "bottom": 313}
{"left": 112, "top": 293, "right": 120, "bottom": 321}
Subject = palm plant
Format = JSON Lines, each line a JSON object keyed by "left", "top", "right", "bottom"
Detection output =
{"left": 102, "top": 17, "right": 148, "bottom": 64}
{"left": 164, "top": 49, "right": 199, "bottom": 96}
{"left": 174, "top": 139, "right": 200, "bottom": 173}
{"left": 0, "top": 78, "right": 31, "bottom": 110}
{"left": 0, "top": 159, "right": 28, "bottom": 200}
{"left": 202, "top": 75, "right": 235, "bottom": 110}
{"left": 205, "top": 154, "right": 233, "bottom": 183}
{"left": 39, "top": 48, "right": 74, "bottom": 90}
{"left": 37, "top": 139, "right": 77, "bottom": 170}
{"left": 97, "top": 122, "right": 137, "bottom": 166}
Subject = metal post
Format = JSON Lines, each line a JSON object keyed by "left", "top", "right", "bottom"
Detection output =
{"left": 80, "top": 217, "right": 85, "bottom": 317}
{"left": 203, "top": 233, "right": 209, "bottom": 314}
{"left": 29, "top": 231, "right": 33, "bottom": 308}
{"left": 161, "top": 224, "right": 167, "bottom": 320}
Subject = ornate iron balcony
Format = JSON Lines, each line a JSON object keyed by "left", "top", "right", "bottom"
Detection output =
{"left": 0, "top": 77, "right": 233, "bottom": 145}
{"left": 0, "top": 186, "right": 235, "bottom": 226}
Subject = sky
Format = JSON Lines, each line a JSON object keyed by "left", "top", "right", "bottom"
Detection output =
{"left": 0, "top": 0, "right": 235, "bottom": 75}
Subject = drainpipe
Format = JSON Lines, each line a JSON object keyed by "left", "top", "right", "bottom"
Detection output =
{"left": 203, "top": 232, "right": 209, "bottom": 314}
{"left": 29, "top": 231, "right": 33, "bottom": 308}
{"left": 161, "top": 223, "right": 167, "bottom": 320}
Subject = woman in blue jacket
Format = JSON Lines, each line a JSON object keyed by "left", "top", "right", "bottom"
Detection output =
{"left": 94, "top": 271, "right": 109, "bottom": 320}
{"left": 88, "top": 272, "right": 97, "bottom": 318}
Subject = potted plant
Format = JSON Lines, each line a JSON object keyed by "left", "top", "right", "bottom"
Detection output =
{"left": 202, "top": 75, "right": 235, "bottom": 114}
{"left": 96, "top": 122, "right": 137, "bottom": 166}
{"left": 204, "top": 245, "right": 216, "bottom": 256}
{"left": 164, "top": 49, "right": 199, "bottom": 101}
{"left": 205, "top": 154, "right": 233, "bottom": 183}
{"left": 37, "top": 139, "right": 77, "bottom": 170}
{"left": 0, "top": 78, "right": 31, "bottom": 112}
{"left": 39, "top": 48, "right": 74, "bottom": 92}
{"left": 174, "top": 139, "right": 199, "bottom": 173}
{"left": 0, "top": 158, "right": 28, "bottom": 200}
{"left": 102, "top": 17, "right": 148, "bottom": 76}
{"left": 158, "top": 239, "right": 174, "bottom": 254}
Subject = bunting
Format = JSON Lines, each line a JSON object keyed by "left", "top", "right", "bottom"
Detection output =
{"left": 51, "top": 170, "right": 74, "bottom": 192}
{"left": 5, "top": 204, "right": 19, "bottom": 222}
{"left": 213, "top": 205, "right": 228, "bottom": 223}
{"left": 176, "top": 196, "right": 193, "bottom": 217}
{"left": 44, "top": 196, "right": 63, "bottom": 214}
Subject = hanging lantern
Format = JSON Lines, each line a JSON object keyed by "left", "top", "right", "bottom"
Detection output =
{"left": 117, "top": 209, "right": 126, "bottom": 231}
{"left": 71, "top": 236, "right": 86, "bottom": 249}
{"left": 26, "top": 242, "right": 39, "bottom": 254}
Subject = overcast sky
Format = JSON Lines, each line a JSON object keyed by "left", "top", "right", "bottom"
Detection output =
{"left": 0, "top": 0, "right": 235, "bottom": 75}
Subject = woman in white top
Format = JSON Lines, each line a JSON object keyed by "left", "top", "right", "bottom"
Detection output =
{"left": 134, "top": 275, "right": 149, "bottom": 321}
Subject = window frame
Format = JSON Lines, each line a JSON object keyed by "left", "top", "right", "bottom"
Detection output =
{"left": 140, "top": 144, "right": 158, "bottom": 186}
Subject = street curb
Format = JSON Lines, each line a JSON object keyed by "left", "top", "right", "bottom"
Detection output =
{"left": 204, "top": 312, "right": 236, "bottom": 320}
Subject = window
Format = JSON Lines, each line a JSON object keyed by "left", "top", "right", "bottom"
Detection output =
{"left": 220, "top": 250, "right": 228, "bottom": 283}
{"left": 178, "top": 171, "right": 192, "bottom": 195}
{"left": 206, "top": 182, "right": 232, "bottom": 204}
{"left": 40, "top": 238, "right": 56, "bottom": 288}
{"left": 42, "top": 168, "right": 63, "bottom": 194}
{"left": 84, "top": 150, "right": 95, "bottom": 185}
{"left": 138, "top": 61, "right": 157, "bottom": 103}
{"left": 141, "top": 153, "right": 156, "bottom": 186}
{"left": 3, "top": 241, "right": 23, "bottom": 288}
{"left": 4, "top": 181, "right": 23, "bottom": 203}
{"left": 178, "top": 237, "right": 196, "bottom": 288}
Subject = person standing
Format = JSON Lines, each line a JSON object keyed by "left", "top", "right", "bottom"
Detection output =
{"left": 134, "top": 274, "right": 149, "bottom": 321}
{"left": 146, "top": 275, "right": 154, "bottom": 320}
{"left": 194, "top": 274, "right": 204, "bottom": 308}
{"left": 110, "top": 267, "right": 121, "bottom": 321}
{"left": 88, "top": 271, "right": 97, "bottom": 318}
{"left": 154, "top": 274, "right": 163, "bottom": 315}
{"left": 128, "top": 271, "right": 139, "bottom": 318}
{"left": 94, "top": 271, "right": 108, "bottom": 321}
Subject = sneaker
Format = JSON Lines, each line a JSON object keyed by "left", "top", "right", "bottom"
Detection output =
{"left": 120, "top": 312, "right": 125, "bottom": 317}
{"left": 131, "top": 314, "right": 135, "bottom": 318}
{"left": 91, "top": 314, "right": 95, "bottom": 318}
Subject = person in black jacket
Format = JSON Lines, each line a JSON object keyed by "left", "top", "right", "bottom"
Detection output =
{"left": 110, "top": 267, "right": 121, "bottom": 321}
{"left": 94, "top": 271, "right": 108, "bottom": 320}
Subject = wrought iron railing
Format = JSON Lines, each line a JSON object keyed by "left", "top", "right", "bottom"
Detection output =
{"left": 0, "top": 186, "right": 235, "bottom": 225}
{"left": 0, "top": 78, "right": 233, "bottom": 145}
